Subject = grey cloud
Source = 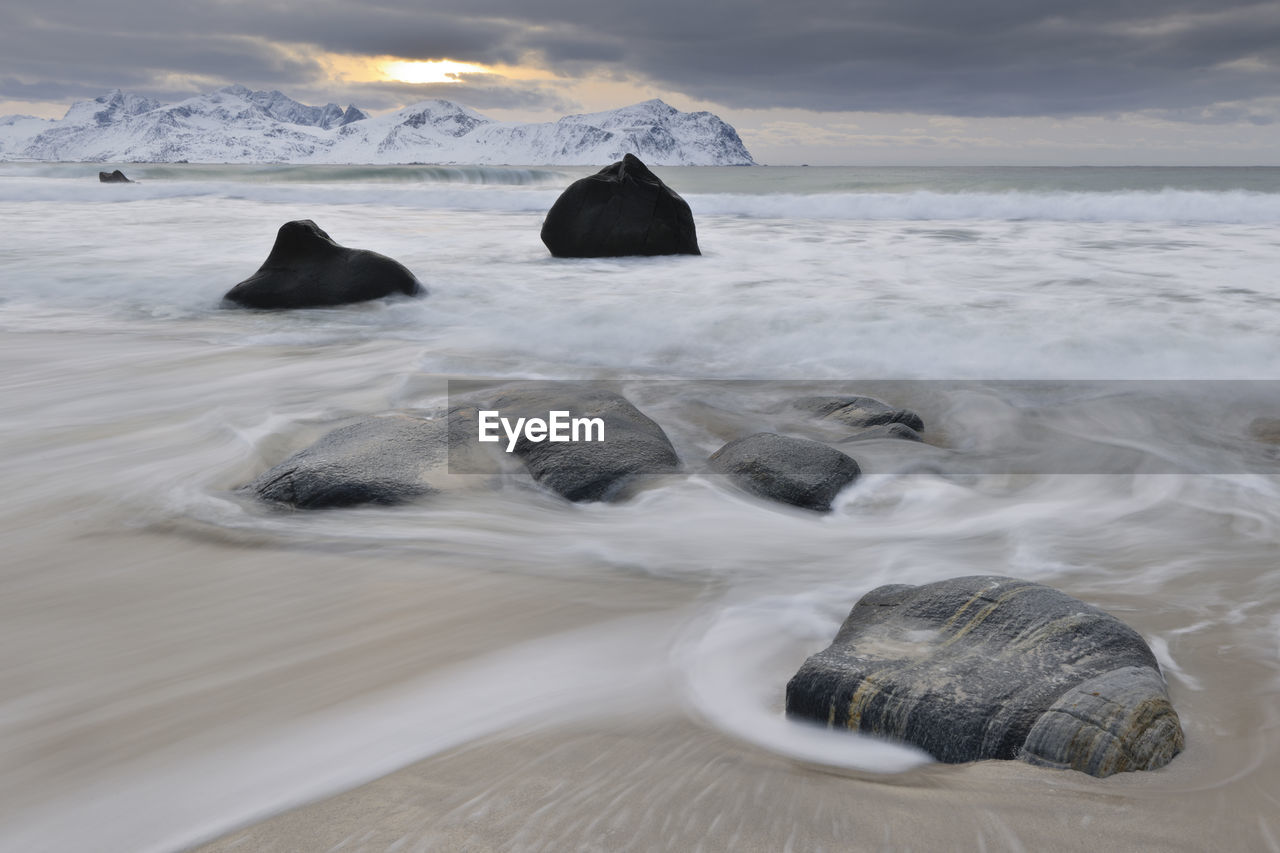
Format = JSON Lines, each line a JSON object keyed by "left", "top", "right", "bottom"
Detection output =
{"left": 3, "top": 0, "right": 1280, "bottom": 122}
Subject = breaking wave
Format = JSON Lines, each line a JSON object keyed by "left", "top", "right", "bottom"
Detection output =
{"left": 4, "top": 173, "right": 1280, "bottom": 225}
{"left": 689, "top": 188, "right": 1280, "bottom": 223}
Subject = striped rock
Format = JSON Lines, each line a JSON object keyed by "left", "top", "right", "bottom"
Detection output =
{"left": 786, "top": 575, "right": 1184, "bottom": 777}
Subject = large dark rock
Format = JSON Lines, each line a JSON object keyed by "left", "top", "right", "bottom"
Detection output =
{"left": 707, "top": 433, "right": 860, "bottom": 511}
{"left": 223, "top": 219, "right": 423, "bottom": 309}
{"left": 794, "top": 396, "right": 924, "bottom": 433}
{"left": 786, "top": 576, "right": 1184, "bottom": 777}
{"left": 477, "top": 385, "right": 681, "bottom": 502}
{"left": 540, "top": 154, "right": 700, "bottom": 257}
{"left": 247, "top": 410, "right": 499, "bottom": 508}
{"left": 98, "top": 169, "right": 133, "bottom": 183}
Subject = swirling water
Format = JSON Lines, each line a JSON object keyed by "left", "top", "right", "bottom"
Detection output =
{"left": 1, "top": 163, "right": 1278, "bottom": 852}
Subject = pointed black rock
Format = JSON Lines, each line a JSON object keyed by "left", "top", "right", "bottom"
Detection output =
{"left": 786, "top": 576, "right": 1184, "bottom": 777}
{"left": 98, "top": 169, "right": 133, "bottom": 183}
{"left": 540, "top": 153, "right": 700, "bottom": 257}
{"left": 223, "top": 219, "right": 424, "bottom": 309}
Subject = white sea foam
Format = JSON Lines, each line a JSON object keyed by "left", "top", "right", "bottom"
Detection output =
{"left": 690, "top": 188, "right": 1280, "bottom": 223}
{"left": 2, "top": 164, "right": 1279, "bottom": 852}
{"left": 6, "top": 175, "right": 1280, "bottom": 224}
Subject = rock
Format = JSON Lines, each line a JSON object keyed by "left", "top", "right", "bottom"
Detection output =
{"left": 839, "top": 422, "right": 924, "bottom": 443}
{"left": 540, "top": 154, "right": 700, "bottom": 257}
{"left": 223, "top": 219, "right": 423, "bottom": 309}
{"left": 247, "top": 409, "right": 499, "bottom": 508}
{"left": 98, "top": 169, "right": 133, "bottom": 183}
{"left": 707, "top": 433, "right": 861, "bottom": 511}
{"left": 1248, "top": 416, "right": 1280, "bottom": 444}
{"left": 477, "top": 385, "right": 681, "bottom": 502}
{"left": 794, "top": 396, "right": 924, "bottom": 433}
{"left": 786, "top": 576, "right": 1184, "bottom": 777}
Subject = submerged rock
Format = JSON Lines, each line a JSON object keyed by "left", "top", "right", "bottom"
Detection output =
{"left": 98, "top": 169, "right": 133, "bottom": 183}
{"left": 223, "top": 219, "right": 423, "bottom": 309}
{"left": 247, "top": 410, "right": 498, "bottom": 508}
{"left": 786, "top": 575, "right": 1184, "bottom": 777}
{"left": 839, "top": 422, "right": 924, "bottom": 443}
{"left": 478, "top": 385, "right": 681, "bottom": 502}
{"left": 707, "top": 432, "right": 860, "bottom": 511}
{"left": 540, "top": 154, "right": 700, "bottom": 257}
{"left": 1248, "top": 416, "right": 1280, "bottom": 444}
{"left": 794, "top": 396, "right": 925, "bottom": 433}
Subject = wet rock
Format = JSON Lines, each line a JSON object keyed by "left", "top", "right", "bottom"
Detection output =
{"left": 98, "top": 169, "right": 133, "bottom": 183}
{"left": 247, "top": 410, "right": 498, "bottom": 508}
{"left": 1248, "top": 416, "right": 1280, "bottom": 444}
{"left": 839, "top": 422, "right": 924, "bottom": 443}
{"left": 786, "top": 575, "right": 1184, "bottom": 777}
{"left": 794, "top": 396, "right": 924, "bottom": 433}
{"left": 223, "top": 219, "right": 423, "bottom": 309}
{"left": 477, "top": 385, "right": 681, "bottom": 502}
{"left": 707, "top": 433, "right": 860, "bottom": 511}
{"left": 540, "top": 154, "right": 700, "bottom": 257}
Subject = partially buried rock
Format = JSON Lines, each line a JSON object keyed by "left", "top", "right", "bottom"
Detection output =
{"left": 794, "top": 395, "right": 924, "bottom": 433}
{"left": 479, "top": 385, "right": 681, "bottom": 502}
{"left": 1248, "top": 416, "right": 1280, "bottom": 444}
{"left": 707, "top": 433, "right": 860, "bottom": 512}
{"left": 540, "top": 153, "right": 700, "bottom": 257}
{"left": 247, "top": 410, "right": 499, "bottom": 509}
{"left": 839, "top": 422, "right": 924, "bottom": 443}
{"left": 99, "top": 169, "right": 134, "bottom": 183}
{"left": 786, "top": 575, "right": 1184, "bottom": 777}
{"left": 223, "top": 219, "right": 423, "bottom": 309}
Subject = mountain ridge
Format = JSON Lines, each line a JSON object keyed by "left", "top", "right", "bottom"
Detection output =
{"left": 0, "top": 85, "right": 754, "bottom": 166}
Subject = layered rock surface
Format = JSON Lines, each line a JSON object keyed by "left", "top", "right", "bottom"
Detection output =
{"left": 786, "top": 575, "right": 1184, "bottom": 777}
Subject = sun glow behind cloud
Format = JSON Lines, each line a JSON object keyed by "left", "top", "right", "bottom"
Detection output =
{"left": 379, "top": 59, "right": 488, "bottom": 84}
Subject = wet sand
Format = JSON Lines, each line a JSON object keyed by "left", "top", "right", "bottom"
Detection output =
{"left": 196, "top": 680, "right": 1278, "bottom": 853}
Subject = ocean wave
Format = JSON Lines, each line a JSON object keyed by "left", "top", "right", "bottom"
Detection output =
{"left": 3, "top": 174, "right": 1280, "bottom": 224}
{"left": 687, "top": 188, "right": 1280, "bottom": 223}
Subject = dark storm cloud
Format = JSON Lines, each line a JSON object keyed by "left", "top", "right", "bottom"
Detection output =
{"left": 3, "top": 0, "right": 1279, "bottom": 120}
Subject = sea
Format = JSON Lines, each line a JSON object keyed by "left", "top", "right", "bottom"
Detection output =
{"left": 1, "top": 162, "right": 1278, "bottom": 852}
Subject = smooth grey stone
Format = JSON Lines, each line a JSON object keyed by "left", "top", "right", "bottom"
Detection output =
{"left": 247, "top": 409, "right": 497, "bottom": 508}
{"left": 707, "top": 432, "right": 861, "bottom": 512}
{"left": 794, "top": 395, "right": 925, "bottom": 433}
{"left": 786, "top": 575, "right": 1184, "bottom": 777}
{"left": 223, "top": 219, "right": 423, "bottom": 309}
{"left": 540, "top": 154, "right": 699, "bottom": 257}
{"left": 478, "top": 385, "right": 681, "bottom": 502}
{"left": 98, "top": 169, "right": 133, "bottom": 183}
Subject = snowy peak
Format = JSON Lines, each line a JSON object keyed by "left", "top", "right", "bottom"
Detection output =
{"left": 0, "top": 85, "right": 755, "bottom": 165}
{"left": 61, "top": 89, "right": 161, "bottom": 126}
{"left": 240, "top": 88, "right": 365, "bottom": 129}
{"left": 391, "top": 99, "right": 491, "bottom": 137}
{"left": 339, "top": 105, "right": 367, "bottom": 126}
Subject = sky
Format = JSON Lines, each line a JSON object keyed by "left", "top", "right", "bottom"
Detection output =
{"left": 3, "top": 0, "right": 1280, "bottom": 164}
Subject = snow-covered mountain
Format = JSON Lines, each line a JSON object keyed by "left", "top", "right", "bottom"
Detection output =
{"left": 0, "top": 85, "right": 754, "bottom": 166}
